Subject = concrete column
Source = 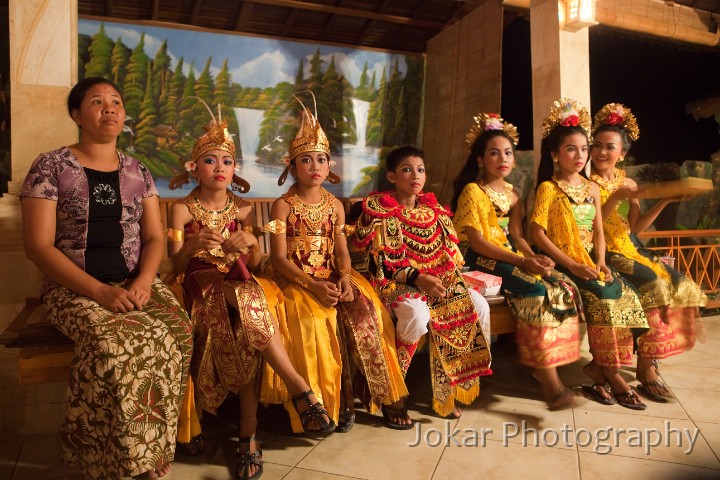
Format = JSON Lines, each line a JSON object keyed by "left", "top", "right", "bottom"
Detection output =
{"left": 1, "top": 0, "right": 77, "bottom": 310}
{"left": 529, "top": 0, "right": 591, "bottom": 174}
{"left": 8, "top": 0, "right": 78, "bottom": 195}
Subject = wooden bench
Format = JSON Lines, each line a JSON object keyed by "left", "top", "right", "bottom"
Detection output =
{"left": 0, "top": 295, "right": 514, "bottom": 385}
{"left": 0, "top": 196, "right": 515, "bottom": 384}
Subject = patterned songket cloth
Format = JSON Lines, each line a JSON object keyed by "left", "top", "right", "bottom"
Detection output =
{"left": 176, "top": 187, "right": 281, "bottom": 413}
{"left": 532, "top": 179, "right": 649, "bottom": 367}
{"left": 590, "top": 168, "right": 705, "bottom": 358}
{"left": 352, "top": 191, "right": 492, "bottom": 417}
{"left": 454, "top": 182, "right": 582, "bottom": 368}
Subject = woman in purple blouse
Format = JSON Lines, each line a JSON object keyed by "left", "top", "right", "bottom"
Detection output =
{"left": 20, "top": 77, "right": 193, "bottom": 480}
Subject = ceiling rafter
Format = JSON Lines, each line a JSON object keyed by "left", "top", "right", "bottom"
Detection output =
{"left": 234, "top": 2, "right": 255, "bottom": 31}
{"left": 245, "top": 0, "right": 445, "bottom": 29}
{"left": 321, "top": 0, "right": 342, "bottom": 37}
{"left": 282, "top": 9, "right": 299, "bottom": 37}
{"left": 151, "top": 0, "right": 160, "bottom": 21}
{"left": 190, "top": 0, "right": 203, "bottom": 25}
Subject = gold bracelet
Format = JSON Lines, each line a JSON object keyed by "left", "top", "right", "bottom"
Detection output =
{"left": 167, "top": 228, "right": 184, "bottom": 242}
{"left": 295, "top": 274, "right": 312, "bottom": 289}
{"left": 339, "top": 266, "right": 352, "bottom": 276}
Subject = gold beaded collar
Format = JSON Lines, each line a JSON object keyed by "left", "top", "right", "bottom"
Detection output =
{"left": 553, "top": 177, "right": 593, "bottom": 205}
{"left": 478, "top": 181, "right": 513, "bottom": 215}
{"left": 590, "top": 168, "right": 626, "bottom": 195}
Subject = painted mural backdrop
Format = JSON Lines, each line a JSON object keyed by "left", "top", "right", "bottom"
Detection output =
{"left": 79, "top": 20, "right": 425, "bottom": 198}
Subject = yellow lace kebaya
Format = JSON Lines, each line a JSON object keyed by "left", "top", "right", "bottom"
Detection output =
{"left": 454, "top": 182, "right": 516, "bottom": 254}
{"left": 532, "top": 180, "right": 598, "bottom": 270}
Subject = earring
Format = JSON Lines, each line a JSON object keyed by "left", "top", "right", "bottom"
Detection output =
{"left": 552, "top": 157, "right": 558, "bottom": 163}
{"left": 618, "top": 155, "right": 625, "bottom": 163}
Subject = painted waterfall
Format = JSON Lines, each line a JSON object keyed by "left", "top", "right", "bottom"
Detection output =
{"left": 78, "top": 19, "right": 425, "bottom": 198}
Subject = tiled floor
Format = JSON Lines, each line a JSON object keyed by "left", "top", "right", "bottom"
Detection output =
{"left": 2, "top": 316, "right": 720, "bottom": 480}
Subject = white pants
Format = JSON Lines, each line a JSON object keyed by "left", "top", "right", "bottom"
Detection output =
{"left": 393, "top": 289, "right": 491, "bottom": 344}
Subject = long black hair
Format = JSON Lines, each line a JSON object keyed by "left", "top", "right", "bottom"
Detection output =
{"left": 450, "top": 130, "right": 515, "bottom": 211}
{"left": 536, "top": 125, "right": 589, "bottom": 188}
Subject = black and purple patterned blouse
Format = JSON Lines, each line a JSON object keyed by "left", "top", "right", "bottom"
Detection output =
{"left": 21, "top": 146, "right": 158, "bottom": 293}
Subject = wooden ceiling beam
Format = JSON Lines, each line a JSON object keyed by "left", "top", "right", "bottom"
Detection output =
{"left": 235, "top": 2, "right": 255, "bottom": 30}
{"left": 282, "top": 9, "right": 298, "bottom": 37}
{"left": 244, "top": 0, "right": 445, "bottom": 29}
{"left": 151, "top": 0, "right": 161, "bottom": 20}
{"left": 190, "top": 0, "right": 203, "bottom": 25}
{"left": 321, "top": 0, "right": 341, "bottom": 37}
{"left": 502, "top": 0, "right": 719, "bottom": 47}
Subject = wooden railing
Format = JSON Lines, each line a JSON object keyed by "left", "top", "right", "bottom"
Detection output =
{"left": 636, "top": 229, "right": 720, "bottom": 303}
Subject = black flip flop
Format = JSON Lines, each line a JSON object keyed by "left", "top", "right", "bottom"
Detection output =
{"left": 581, "top": 383, "right": 616, "bottom": 405}
{"left": 637, "top": 382, "right": 670, "bottom": 403}
{"left": 614, "top": 390, "right": 647, "bottom": 410}
{"left": 382, "top": 405, "right": 414, "bottom": 430}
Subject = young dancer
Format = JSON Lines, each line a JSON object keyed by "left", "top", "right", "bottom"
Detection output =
{"left": 261, "top": 96, "right": 410, "bottom": 432}
{"left": 451, "top": 113, "right": 582, "bottom": 410}
{"left": 167, "top": 103, "right": 335, "bottom": 479}
{"left": 353, "top": 145, "right": 492, "bottom": 418}
{"left": 588, "top": 103, "right": 705, "bottom": 402}
{"left": 531, "top": 99, "right": 649, "bottom": 410}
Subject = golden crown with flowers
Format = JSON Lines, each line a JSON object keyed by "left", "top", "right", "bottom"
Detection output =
{"left": 169, "top": 98, "right": 249, "bottom": 193}
{"left": 465, "top": 112, "right": 519, "bottom": 151}
{"left": 592, "top": 103, "right": 640, "bottom": 141}
{"left": 278, "top": 92, "right": 339, "bottom": 186}
{"left": 540, "top": 98, "right": 592, "bottom": 139}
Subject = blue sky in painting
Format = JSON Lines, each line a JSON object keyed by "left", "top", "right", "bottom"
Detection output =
{"left": 79, "top": 20, "right": 409, "bottom": 89}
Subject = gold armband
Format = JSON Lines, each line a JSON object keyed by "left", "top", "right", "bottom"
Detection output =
{"left": 338, "top": 266, "right": 352, "bottom": 276}
{"left": 334, "top": 224, "right": 356, "bottom": 236}
{"left": 263, "top": 219, "right": 287, "bottom": 234}
{"left": 242, "top": 225, "right": 255, "bottom": 234}
{"left": 167, "top": 228, "right": 184, "bottom": 242}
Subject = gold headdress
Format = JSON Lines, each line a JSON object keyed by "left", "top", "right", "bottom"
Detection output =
{"left": 278, "top": 92, "right": 339, "bottom": 186}
{"left": 169, "top": 97, "right": 250, "bottom": 193}
{"left": 540, "top": 98, "right": 592, "bottom": 139}
{"left": 592, "top": 103, "right": 640, "bottom": 141}
{"left": 465, "top": 113, "right": 519, "bottom": 151}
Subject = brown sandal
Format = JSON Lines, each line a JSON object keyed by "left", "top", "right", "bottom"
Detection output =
{"left": 237, "top": 436, "right": 263, "bottom": 480}
{"left": 291, "top": 389, "right": 336, "bottom": 434}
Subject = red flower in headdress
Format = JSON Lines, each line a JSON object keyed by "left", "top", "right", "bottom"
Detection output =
{"left": 606, "top": 112, "right": 624, "bottom": 125}
{"left": 560, "top": 115, "right": 579, "bottom": 127}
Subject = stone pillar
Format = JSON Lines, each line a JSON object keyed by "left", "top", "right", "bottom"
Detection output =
{"left": 1, "top": 0, "right": 77, "bottom": 305}
{"left": 8, "top": 0, "right": 78, "bottom": 195}
{"left": 0, "top": 1, "right": 78, "bottom": 439}
{"left": 529, "top": 0, "right": 591, "bottom": 175}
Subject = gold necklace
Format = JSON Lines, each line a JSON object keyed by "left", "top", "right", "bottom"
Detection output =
{"left": 553, "top": 176, "right": 592, "bottom": 205}
{"left": 478, "top": 181, "right": 513, "bottom": 215}
{"left": 185, "top": 188, "right": 238, "bottom": 258}
{"left": 291, "top": 188, "right": 332, "bottom": 233}
{"left": 590, "top": 168, "right": 626, "bottom": 195}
